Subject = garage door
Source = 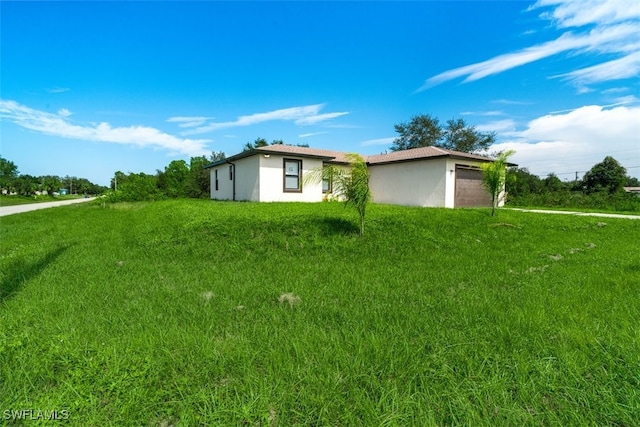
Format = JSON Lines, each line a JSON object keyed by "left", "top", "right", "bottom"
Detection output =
{"left": 454, "top": 166, "right": 492, "bottom": 207}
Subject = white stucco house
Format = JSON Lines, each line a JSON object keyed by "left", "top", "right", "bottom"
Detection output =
{"left": 204, "top": 144, "right": 508, "bottom": 208}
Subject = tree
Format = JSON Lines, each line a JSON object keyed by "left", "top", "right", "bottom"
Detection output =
{"left": 0, "top": 156, "right": 19, "bottom": 193}
{"left": 305, "top": 154, "right": 371, "bottom": 236}
{"left": 343, "top": 154, "right": 372, "bottom": 236}
{"left": 41, "top": 175, "right": 62, "bottom": 196}
{"left": 391, "top": 114, "right": 494, "bottom": 153}
{"left": 117, "top": 172, "right": 162, "bottom": 201}
{"left": 14, "top": 174, "right": 39, "bottom": 196}
{"left": 209, "top": 151, "right": 226, "bottom": 162}
{"left": 186, "top": 156, "right": 210, "bottom": 198}
{"left": 243, "top": 137, "right": 269, "bottom": 151}
{"left": 506, "top": 167, "right": 542, "bottom": 198}
{"left": 626, "top": 176, "right": 640, "bottom": 187}
{"left": 392, "top": 114, "right": 442, "bottom": 151}
{"left": 582, "top": 156, "right": 627, "bottom": 194}
{"left": 543, "top": 173, "right": 565, "bottom": 193}
{"left": 481, "top": 150, "right": 515, "bottom": 216}
{"left": 242, "top": 138, "right": 309, "bottom": 151}
{"left": 441, "top": 118, "right": 495, "bottom": 153}
{"left": 159, "top": 160, "right": 189, "bottom": 198}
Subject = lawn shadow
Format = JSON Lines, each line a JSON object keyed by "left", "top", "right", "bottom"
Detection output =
{"left": 0, "top": 245, "right": 71, "bottom": 304}
{"left": 318, "top": 217, "right": 359, "bottom": 236}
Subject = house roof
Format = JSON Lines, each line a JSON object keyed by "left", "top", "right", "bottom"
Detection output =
{"left": 204, "top": 145, "right": 353, "bottom": 168}
{"left": 366, "top": 146, "right": 493, "bottom": 165}
{"left": 204, "top": 144, "right": 501, "bottom": 168}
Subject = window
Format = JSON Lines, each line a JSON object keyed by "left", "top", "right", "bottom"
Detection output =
{"left": 322, "top": 167, "right": 332, "bottom": 193}
{"left": 229, "top": 165, "right": 233, "bottom": 180}
{"left": 214, "top": 169, "right": 219, "bottom": 191}
{"left": 283, "top": 159, "right": 302, "bottom": 192}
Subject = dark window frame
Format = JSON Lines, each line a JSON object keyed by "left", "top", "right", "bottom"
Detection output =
{"left": 229, "top": 165, "right": 233, "bottom": 180}
{"left": 214, "top": 169, "right": 219, "bottom": 191}
{"left": 283, "top": 158, "right": 303, "bottom": 193}
{"left": 322, "top": 167, "right": 333, "bottom": 193}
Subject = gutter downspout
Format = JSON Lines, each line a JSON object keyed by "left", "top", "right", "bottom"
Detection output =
{"left": 226, "top": 160, "right": 236, "bottom": 201}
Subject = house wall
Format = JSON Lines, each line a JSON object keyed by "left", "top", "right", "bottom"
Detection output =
{"left": 369, "top": 158, "right": 448, "bottom": 207}
{"left": 258, "top": 154, "right": 324, "bottom": 202}
{"left": 210, "top": 164, "right": 232, "bottom": 200}
{"left": 444, "top": 159, "right": 458, "bottom": 208}
{"left": 209, "top": 155, "right": 260, "bottom": 201}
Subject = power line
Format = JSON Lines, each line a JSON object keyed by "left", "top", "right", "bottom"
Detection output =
{"left": 526, "top": 165, "right": 640, "bottom": 178}
{"left": 519, "top": 148, "right": 639, "bottom": 166}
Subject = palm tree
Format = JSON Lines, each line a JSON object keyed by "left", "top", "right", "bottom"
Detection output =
{"left": 305, "top": 154, "right": 371, "bottom": 236}
{"left": 481, "top": 150, "right": 515, "bottom": 216}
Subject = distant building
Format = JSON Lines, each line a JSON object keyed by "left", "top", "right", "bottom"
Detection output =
{"left": 624, "top": 187, "right": 640, "bottom": 196}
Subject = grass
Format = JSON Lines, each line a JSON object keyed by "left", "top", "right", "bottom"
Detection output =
{"left": 1, "top": 199, "right": 638, "bottom": 425}
{"left": 0, "top": 194, "right": 83, "bottom": 207}
{"left": 507, "top": 205, "right": 640, "bottom": 216}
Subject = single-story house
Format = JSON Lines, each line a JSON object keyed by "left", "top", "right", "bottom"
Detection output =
{"left": 204, "top": 145, "right": 511, "bottom": 208}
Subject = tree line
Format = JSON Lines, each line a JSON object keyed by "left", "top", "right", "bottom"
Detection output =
{"left": 0, "top": 156, "right": 107, "bottom": 196}
{"left": 106, "top": 151, "right": 225, "bottom": 202}
{"left": 506, "top": 156, "right": 640, "bottom": 211}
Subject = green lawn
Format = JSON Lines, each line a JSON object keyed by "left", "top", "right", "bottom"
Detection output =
{"left": 1, "top": 200, "right": 638, "bottom": 425}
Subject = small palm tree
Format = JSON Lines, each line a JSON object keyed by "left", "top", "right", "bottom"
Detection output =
{"left": 481, "top": 150, "right": 515, "bottom": 216}
{"left": 305, "top": 154, "right": 371, "bottom": 236}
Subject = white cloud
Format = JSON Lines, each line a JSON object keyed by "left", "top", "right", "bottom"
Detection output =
{"left": 533, "top": 0, "right": 640, "bottom": 28}
{"left": 46, "top": 87, "right": 70, "bottom": 94}
{"left": 492, "top": 104, "right": 640, "bottom": 178}
{"left": 167, "top": 116, "right": 215, "bottom": 128}
{"left": 183, "top": 104, "right": 349, "bottom": 135}
{"left": 553, "top": 50, "right": 640, "bottom": 85}
{"left": 295, "top": 112, "right": 349, "bottom": 126}
{"left": 613, "top": 95, "right": 640, "bottom": 104}
{"left": 476, "top": 119, "right": 517, "bottom": 133}
{"left": 601, "top": 87, "right": 629, "bottom": 94}
{"left": 492, "top": 99, "right": 533, "bottom": 106}
{"left": 419, "top": 0, "right": 640, "bottom": 91}
{"left": 0, "top": 99, "right": 210, "bottom": 156}
{"left": 461, "top": 110, "right": 506, "bottom": 117}
{"left": 360, "top": 137, "right": 396, "bottom": 147}
{"left": 58, "top": 108, "right": 72, "bottom": 117}
{"left": 299, "top": 131, "right": 328, "bottom": 138}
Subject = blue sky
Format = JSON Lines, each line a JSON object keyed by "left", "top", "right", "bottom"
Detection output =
{"left": 1, "top": 0, "right": 639, "bottom": 186}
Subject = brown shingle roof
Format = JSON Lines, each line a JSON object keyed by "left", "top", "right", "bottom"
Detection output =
{"left": 205, "top": 144, "right": 496, "bottom": 169}
{"left": 366, "top": 146, "right": 493, "bottom": 164}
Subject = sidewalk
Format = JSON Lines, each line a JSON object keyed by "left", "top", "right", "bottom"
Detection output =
{"left": 0, "top": 197, "right": 96, "bottom": 217}
{"left": 508, "top": 208, "right": 640, "bottom": 220}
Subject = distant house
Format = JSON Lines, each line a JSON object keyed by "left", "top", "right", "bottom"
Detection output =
{"left": 624, "top": 187, "right": 640, "bottom": 196}
{"left": 204, "top": 145, "right": 511, "bottom": 208}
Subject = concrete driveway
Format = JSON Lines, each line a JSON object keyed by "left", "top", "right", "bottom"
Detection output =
{"left": 508, "top": 208, "right": 640, "bottom": 220}
{"left": 0, "top": 197, "right": 96, "bottom": 217}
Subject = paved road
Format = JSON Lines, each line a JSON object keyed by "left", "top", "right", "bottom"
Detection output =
{"left": 0, "top": 197, "right": 96, "bottom": 217}
{"left": 508, "top": 208, "right": 640, "bottom": 220}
